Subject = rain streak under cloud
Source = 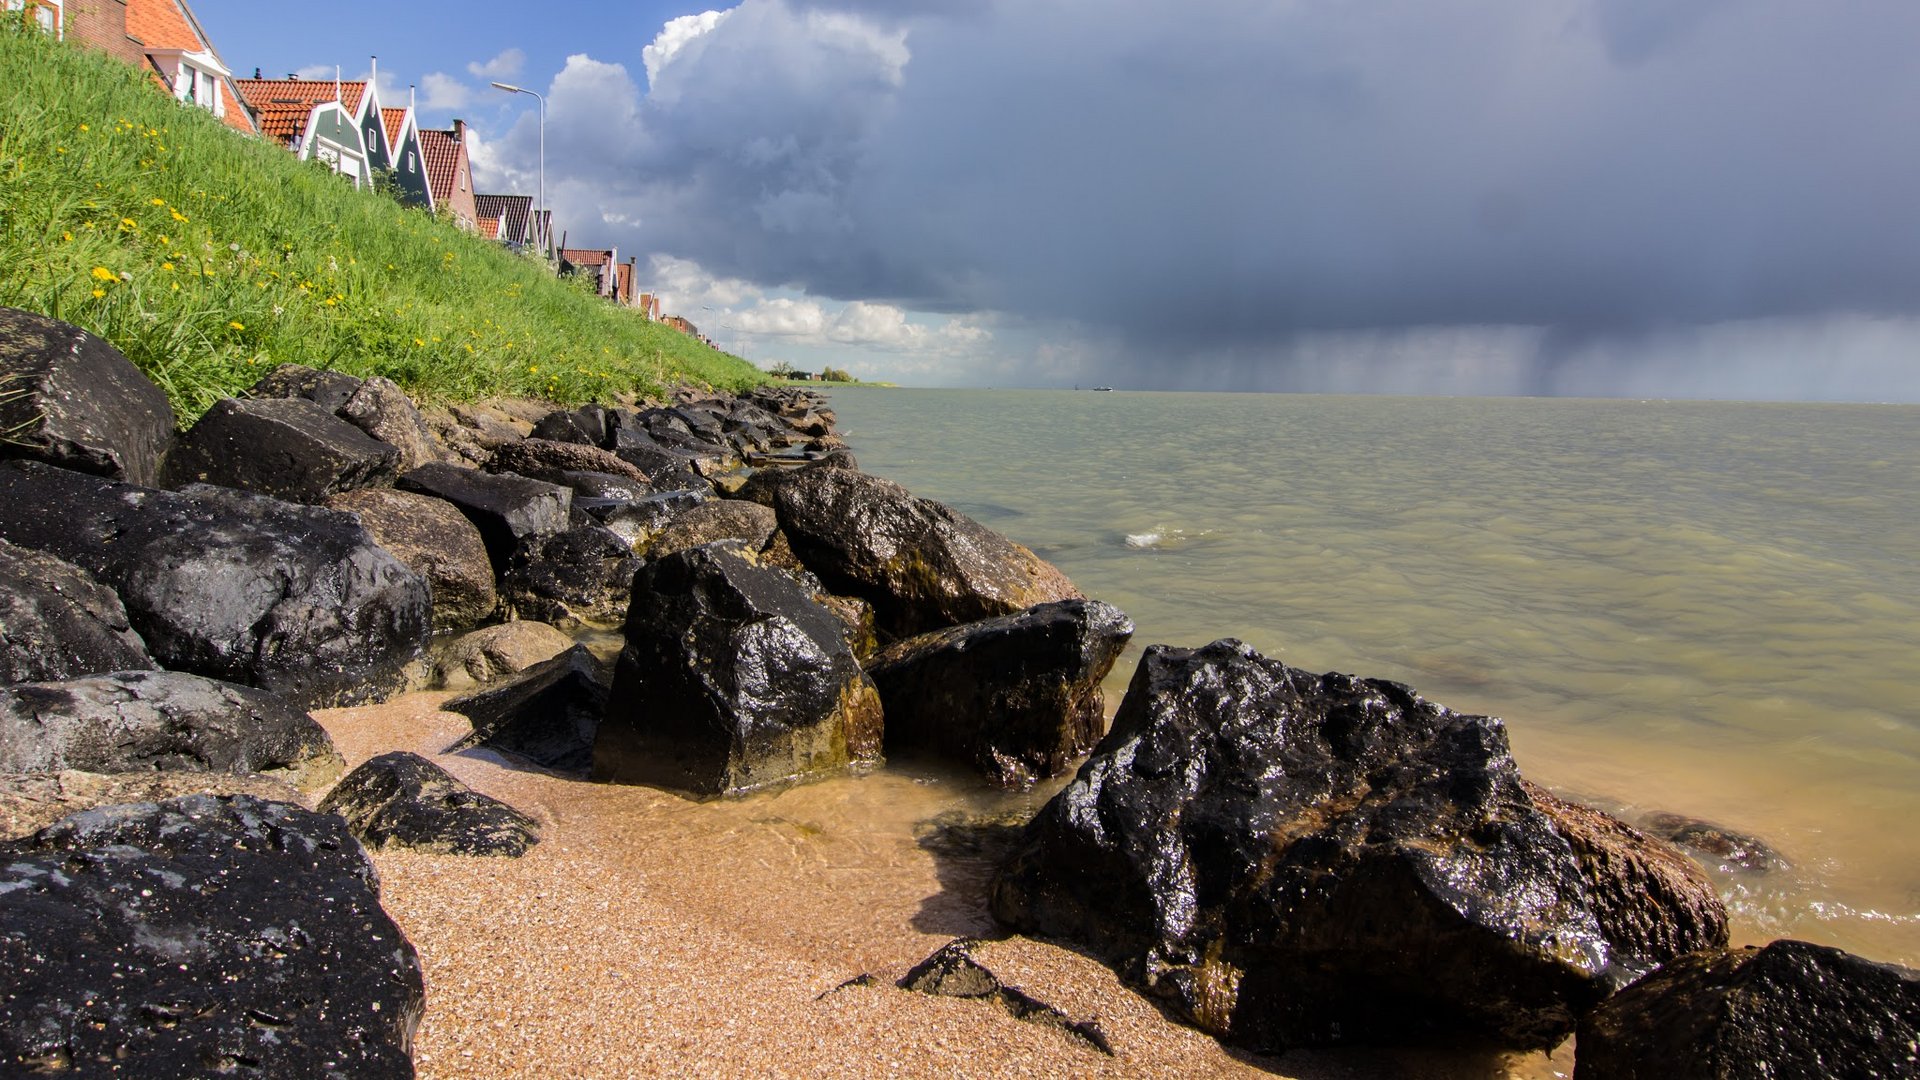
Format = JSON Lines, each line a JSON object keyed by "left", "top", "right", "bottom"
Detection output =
{"left": 475, "top": 0, "right": 1920, "bottom": 398}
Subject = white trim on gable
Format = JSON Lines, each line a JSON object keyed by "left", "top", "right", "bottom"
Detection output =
{"left": 148, "top": 47, "right": 232, "bottom": 118}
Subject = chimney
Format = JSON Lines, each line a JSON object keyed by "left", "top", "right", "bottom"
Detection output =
{"left": 409, "top": 84, "right": 416, "bottom": 112}
{"left": 369, "top": 55, "right": 378, "bottom": 101}
{"left": 451, "top": 119, "right": 465, "bottom": 144}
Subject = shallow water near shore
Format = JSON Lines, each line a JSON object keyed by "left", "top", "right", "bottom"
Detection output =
{"left": 824, "top": 386, "right": 1920, "bottom": 968}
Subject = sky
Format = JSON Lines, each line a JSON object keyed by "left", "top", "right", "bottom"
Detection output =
{"left": 189, "top": 0, "right": 1920, "bottom": 399}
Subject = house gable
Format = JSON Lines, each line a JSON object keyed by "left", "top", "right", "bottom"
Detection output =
{"left": 383, "top": 107, "right": 432, "bottom": 209}
{"left": 418, "top": 123, "right": 477, "bottom": 230}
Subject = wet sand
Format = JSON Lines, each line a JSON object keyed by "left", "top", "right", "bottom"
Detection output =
{"left": 315, "top": 692, "right": 1572, "bottom": 1079}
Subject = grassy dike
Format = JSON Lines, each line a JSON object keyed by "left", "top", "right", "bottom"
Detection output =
{"left": 0, "top": 17, "right": 762, "bottom": 421}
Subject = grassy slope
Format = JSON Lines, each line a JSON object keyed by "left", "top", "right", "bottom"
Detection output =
{"left": 0, "top": 17, "right": 762, "bottom": 421}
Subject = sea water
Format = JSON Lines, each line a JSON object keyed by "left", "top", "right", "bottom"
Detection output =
{"left": 822, "top": 386, "right": 1920, "bottom": 966}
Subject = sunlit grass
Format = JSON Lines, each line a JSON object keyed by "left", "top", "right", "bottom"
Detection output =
{"left": 0, "top": 16, "right": 762, "bottom": 421}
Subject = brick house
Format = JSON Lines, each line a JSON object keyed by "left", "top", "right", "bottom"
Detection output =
{"left": 33, "top": 0, "right": 257, "bottom": 135}
{"left": 124, "top": 0, "right": 255, "bottom": 134}
{"left": 418, "top": 120, "right": 478, "bottom": 231}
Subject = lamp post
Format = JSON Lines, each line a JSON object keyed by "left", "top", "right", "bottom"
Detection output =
{"left": 489, "top": 81, "right": 544, "bottom": 255}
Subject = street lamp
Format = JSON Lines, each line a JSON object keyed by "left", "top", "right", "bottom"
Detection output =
{"left": 489, "top": 81, "right": 545, "bottom": 256}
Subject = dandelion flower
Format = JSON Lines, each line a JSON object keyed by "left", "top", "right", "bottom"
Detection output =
{"left": 91, "top": 289, "right": 105, "bottom": 298}
{"left": 150, "top": 198, "right": 165, "bottom": 206}
{"left": 413, "top": 338, "right": 426, "bottom": 347}
{"left": 61, "top": 232, "right": 73, "bottom": 242}
{"left": 90, "top": 266, "right": 116, "bottom": 282}
{"left": 229, "top": 321, "right": 245, "bottom": 330}
{"left": 79, "top": 123, "right": 89, "bottom": 132}
{"left": 162, "top": 262, "right": 174, "bottom": 271}
{"left": 171, "top": 210, "right": 188, "bottom": 222}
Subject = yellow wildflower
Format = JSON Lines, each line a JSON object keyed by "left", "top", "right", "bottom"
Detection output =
{"left": 413, "top": 338, "right": 426, "bottom": 347}
{"left": 229, "top": 321, "right": 245, "bottom": 330}
{"left": 61, "top": 232, "right": 72, "bottom": 243}
{"left": 79, "top": 123, "right": 89, "bottom": 131}
{"left": 91, "top": 289, "right": 105, "bottom": 298}
{"left": 90, "top": 266, "right": 116, "bottom": 282}
{"left": 161, "top": 262, "right": 174, "bottom": 271}
{"left": 171, "top": 210, "right": 188, "bottom": 222}
{"left": 150, "top": 198, "right": 165, "bottom": 206}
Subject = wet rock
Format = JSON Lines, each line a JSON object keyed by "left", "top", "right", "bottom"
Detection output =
{"left": 593, "top": 541, "right": 884, "bottom": 798}
{"left": 1524, "top": 781, "right": 1729, "bottom": 974}
{"left": 324, "top": 487, "right": 498, "bottom": 631}
{"left": 576, "top": 488, "right": 707, "bottom": 547}
{"left": 338, "top": 375, "right": 442, "bottom": 470}
{"left": 867, "top": 599, "right": 1134, "bottom": 787}
{"left": 1576, "top": 939, "right": 1920, "bottom": 1079}
{"left": 319, "top": 751, "right": 539, "bottom": 857}
{"left": 641, "top": 498, "right": 779, "bottom": 560}
{"left": 245, "top": 362, "right": 364, "bottom": 413}
{"left": 545, "top": 468, "right": 653, "bottom": 501}
{"left": 447, "top": 645, "right": 608, "bottom": 775}
{"left": 1639, "top": 811, "right": 1786, "bottom": 874}
{"left": 0, "top": 537, "right": 154, "bottom": 682}
{"left": 899, "top": 938, "right": 1115, "bottom": 1055}
{"left": 162, "top": 396, "right": 400, "bottom": 502}
{"left": 991, "top": 639, "right": 1712, "bottom": 1053}
{"left": 0, "top": 768, "right": 303, "bottom": 841}
{"left": 487, "top": 438, "right": 650, "bottom": 489}
{"left": 0, "top": 462, "right": 430, "bottom": 707}
{"left": 0, "top": 306, "right": 175, "bottom": 486}
{"left": 530, "top": 404, "right": 612, "bottom": 447}
{"left": 608, "top": 424, "right": 713, "bottom": 492}
{"left": 431, "top": 621, "right": 576, "bottom": 691}
{"left": 0, "top": 670, "right": 344, "bottom": 791}
{"left": 749, "top": 466, "right": 1081, "bottom": 638}
{"left": 500, "top": 524, "right": 642, "bottom": 629}
{"left": 396, "top": 462, "right": 571, "bottom": 574}
{"left": 0, "top": 794, "right": 423, "bottom": 1077}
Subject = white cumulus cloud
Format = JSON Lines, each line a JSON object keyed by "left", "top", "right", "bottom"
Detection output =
{"left": 419, "top": 72, "right": 474, "bottom": 112}
{"left": 467, "top": 48, "right": 527, "bottom": 82}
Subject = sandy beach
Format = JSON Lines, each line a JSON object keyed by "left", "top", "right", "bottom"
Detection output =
{"left": 313, "top": 692, "right": 1572, "bottom": 1079}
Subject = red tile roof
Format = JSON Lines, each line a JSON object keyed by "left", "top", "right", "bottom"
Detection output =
{"left": 234, "top": 78, "right": 365, "bottom": 143}
{"left": 560, "top": 248, "right": 612, "bottom": 267}
{"left": 478, "top": 217, "right": 501, "bottom": 240}
{"left": 125, "top": 0, "right": 200, "bottom": 52}
{"left": 418, "top": 128, "right": 466, "bottom": 205}
{"left": 381, "top": 107, "right": 407, "bottom": 147}
{"left": 219, "top": 94, "right": 258, "bottom": 135}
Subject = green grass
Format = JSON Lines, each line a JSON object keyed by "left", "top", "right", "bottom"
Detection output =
{"left": 0, "top": 15, "right": 763, "bottom": 421}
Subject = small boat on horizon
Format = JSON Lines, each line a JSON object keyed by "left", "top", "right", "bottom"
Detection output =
{"left": 1092, "top": 386, "right": 1114, "bottom": 392}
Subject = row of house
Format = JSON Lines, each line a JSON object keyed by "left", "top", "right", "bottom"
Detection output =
{"left": 20, "top": 0, "right": 710, "bottom": 330}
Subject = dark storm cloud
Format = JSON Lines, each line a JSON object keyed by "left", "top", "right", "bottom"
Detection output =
{"left": 495, "top": 0, "right": 1920, "bottom": 394}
